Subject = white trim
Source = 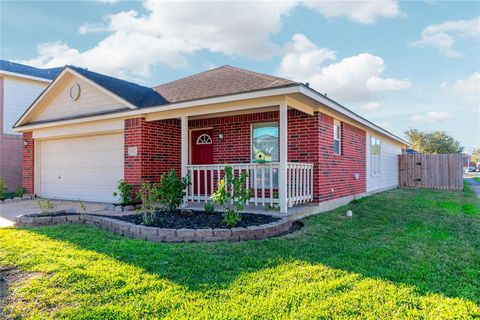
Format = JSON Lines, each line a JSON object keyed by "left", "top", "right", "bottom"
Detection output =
{"left": 298, "top": 85, "right": 408, "bottom": 145}
{"left": 0, "top": 70, "right": 52, "bottom": 83}
{"left": 13, "top": 76, "right": 408, "bottom": 147}
{"left": 196, "top": 133, "right": 212, "bottom": 145}
{"left": 278, "top": 102, "right": 288, "bottom": 213}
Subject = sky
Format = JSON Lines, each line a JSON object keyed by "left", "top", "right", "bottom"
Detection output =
{"left": 1, "top": 0, "right": 479, "bottom": 152}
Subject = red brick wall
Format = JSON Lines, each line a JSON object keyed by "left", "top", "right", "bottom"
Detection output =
{"left": 317, "top": 114, "right": 366, "bottom": 201}
{"left": 124, "top": 117, "right": 181, "bottom": 187}
{"left": 22, "top": 131, "right": 35, "bottom": 194}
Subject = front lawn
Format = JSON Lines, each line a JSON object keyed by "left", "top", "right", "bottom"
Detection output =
{"left": 1, "top": 185, "right": 479, "bottom": 319}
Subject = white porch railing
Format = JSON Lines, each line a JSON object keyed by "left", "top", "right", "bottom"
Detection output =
{"left": 186, "top": 162, "right": 313, "bottom": 208}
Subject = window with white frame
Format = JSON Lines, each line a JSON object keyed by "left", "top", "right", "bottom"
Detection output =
{"left": 371, "top": 137, "right": 381, "bottom": 176}
{"left": 251, "top": 122, "right": 279, "bottom": 188}
{"left": 333, "top": 120, "right": 341, "bottom": 155}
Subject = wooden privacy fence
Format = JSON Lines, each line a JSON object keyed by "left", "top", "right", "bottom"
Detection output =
{"left": 398, "top": 154, "right": 463, "bottom": 190}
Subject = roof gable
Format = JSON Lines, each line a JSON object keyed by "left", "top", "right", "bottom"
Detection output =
{"left": 69, "top": 66, "right": 168, "bottom": 108}
{"left": 153, "top": 65, "right": 297, "bottom": 103}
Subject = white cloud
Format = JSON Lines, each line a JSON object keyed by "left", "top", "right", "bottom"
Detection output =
{"left": 303, "top": 0, "right": 401, "bottom": 24}
{"left": 410, "top": 111, "right": 452, "bottom": 123}
{"left": 361, "top": 102, "right": 382, "bottom": 111}
{"left": 412, "top": 16, "right": 480, "bottom": 57}
{"left": 444, "top": 72, "right": 480, "bottom": 94}
{"left": 278, "top": 34, "right": 411, "bottom": 102}
{"left": 19, "top": 0, "right": 295, "bottom": 78}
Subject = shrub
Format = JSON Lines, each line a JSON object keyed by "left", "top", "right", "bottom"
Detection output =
{"left": 0, "top": 177, "right": 7, "bottom": 200}
{"left": 157, "top": 169, "right": 190, "bottom": 212}
{"left": 204, "top": 201, "right": 215, "bottom": 215}
{"left": 137, "top": 181, "right": 161, "bottom": 225}
{"left": 211, "top": 165, "right": 251, "bottom": 227}
{"left": 113, "top": 180, "right": 134, "bottom": 205}
{"left": 36, "top": 198, "right": 55, "bottom": 215}
{"left": 16, "top": 186, "right": 27, "bottom": 197}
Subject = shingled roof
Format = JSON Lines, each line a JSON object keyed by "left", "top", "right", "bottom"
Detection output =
{"left": 153, "top": 65, "right": 298, "bottom": 103}
{"left": 69, "top": 66, "right": 168, "bottom": 108}
{"left": 0, "top": 60, "right": 61, "bottom": 80}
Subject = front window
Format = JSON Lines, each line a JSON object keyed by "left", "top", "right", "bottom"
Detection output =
{"left": 252, "top": 122, "right": 279, "bottom": 163}
{"left": 334, "top": 120, "right": 341, "bottom": 155}
{"left": 251, "top": 122, "right": 279, "bottom": 189}
{"left": 371, "top": 137, "right": 381, "bottom": 176}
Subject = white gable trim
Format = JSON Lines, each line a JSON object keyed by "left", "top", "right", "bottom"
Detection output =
{"left": 0, "top": 70, "right": 52, "bottom": 83}
{"left": 14, "top": 67, "right": 138, "bottom": 127}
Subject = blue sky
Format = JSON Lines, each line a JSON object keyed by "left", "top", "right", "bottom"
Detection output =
{"left": 1, "top": 0, "right": 479, "bottom": 151}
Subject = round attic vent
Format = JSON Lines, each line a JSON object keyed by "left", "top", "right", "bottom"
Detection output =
{"left": 69, "top": 83, "right": 81, "bottom": 101}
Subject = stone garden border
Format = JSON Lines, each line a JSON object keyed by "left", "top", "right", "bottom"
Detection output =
{"left": 15, "top": 214, "right": 293, "bottom": 242}
{"left": 0, "top": 194, "right": 34, "bottom": 204}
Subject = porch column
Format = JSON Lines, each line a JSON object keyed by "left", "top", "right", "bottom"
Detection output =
{"left": 279, "top": 102, "right": 288, "bottom": 213}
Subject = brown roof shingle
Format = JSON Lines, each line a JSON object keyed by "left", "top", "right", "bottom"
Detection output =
{"left": 153, "top": 65, "right": 298, "bottom": 103}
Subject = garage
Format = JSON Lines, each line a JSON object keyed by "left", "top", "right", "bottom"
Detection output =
{"left": 38, "top": 133, "right": 124, "bottom": 203}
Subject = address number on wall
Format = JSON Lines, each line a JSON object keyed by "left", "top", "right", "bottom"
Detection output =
{"left": 128, "top": 147, "right": 138, "bottom": 156}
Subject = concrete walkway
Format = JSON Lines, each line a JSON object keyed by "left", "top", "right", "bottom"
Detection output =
{"left": 0, "top": 200, "right": 110, "bottom": 228}
{"left": 466, "top": 178, "right": 480, "bottom": 198}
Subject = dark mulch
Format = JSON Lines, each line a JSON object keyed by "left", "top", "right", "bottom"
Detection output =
{"left": 94, "top": 210, "right": 280, "bottom": 229}
{"left": 24, "top": 211, "right": 79, "bottom": 218}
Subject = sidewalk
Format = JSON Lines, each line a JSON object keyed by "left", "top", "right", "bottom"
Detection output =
{"left": 466, "top": 178, "right": 480, "bottom": 198}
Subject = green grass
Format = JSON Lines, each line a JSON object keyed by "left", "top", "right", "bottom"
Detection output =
{"left": 1, "top": 186, "right": 479, "bottom": 319}
{"left": 474, "top": 177, "right": 480, "bottom": 183}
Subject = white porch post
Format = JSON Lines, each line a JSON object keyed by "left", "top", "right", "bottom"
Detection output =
{"left": 279, "top": 101, "right": 288, "bottom": 213}
{"left": 181, "top": 116, "right": 188, "bottom": 205}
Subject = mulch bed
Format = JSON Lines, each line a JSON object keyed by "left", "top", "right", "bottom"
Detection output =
{"left": 95, "top": 210, "right": 280, "bottom": 229}
{"left": 24, "top": 211, "right": 79, "bottom": 218}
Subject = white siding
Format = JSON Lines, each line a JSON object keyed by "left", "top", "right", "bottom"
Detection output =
{"left": 35, "top": 77, "right": 126, "bottom": 122}
{"left": 366, "top": 131, "right": 402, "bottom": 192}
{"left": 3, "top": 77, "right": 48, "bottom": 134}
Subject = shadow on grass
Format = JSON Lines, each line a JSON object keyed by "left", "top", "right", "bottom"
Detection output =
{"left": 27, "top": 187, "right": 480, "bottom": 305}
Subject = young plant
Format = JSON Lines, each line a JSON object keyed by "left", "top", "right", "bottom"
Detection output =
{"left": 157, "top": 169, "right": 190, "bottom": 212}
{"left": 137, "top": 181, "right": 160, "bottom": 226}
{"left": 113, "top": 180, "right": 134, "bottom": 205}
{"left": 78, "top": 200, "right": 87, "bottom": 214}
{"left": 211, "top": 165, "right": 251, "bottom": 227}
{"left": 0, "top": 177, "right": 7, "bottom": 200}
{"left": 204, "top": 200, "right": 215, "bottom": 215}
{"left": 16, "top": 186, "right": 27, "bottom": 197}
{"left": 36, "top": 198, "right": 55, "bottom": 215}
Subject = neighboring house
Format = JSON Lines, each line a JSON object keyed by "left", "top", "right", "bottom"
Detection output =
{"left": 13, "top": 65, "right": 408, "bottom": 213}
{"left": 0, "top": 60, "right": 60, "bottom": 191}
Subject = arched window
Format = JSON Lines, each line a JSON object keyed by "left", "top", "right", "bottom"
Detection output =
{"left": 196, "top": 134, "right": 212, "bottom": 144}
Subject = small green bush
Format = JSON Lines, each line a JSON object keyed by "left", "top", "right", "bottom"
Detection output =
{"left": 0, "top": 177, "right": 8, "bottom": 200}
{"left": 36, "top": 198, "right": 55, "bottom": 215}
{"left": 113, "top": 180, "right": 135, "bottom": 205}
{"left": 16, "top": 186, "right": 27, "bottom": 197}
{"left": 158, "top": 169, "right": 190, "bottom": 212}
{"left": 137, "top": 181, "right": 161, "bottom": 225}
{"left": 211, "top": 165, "right": 251, "bottom": 227}
{"left": 204, "top": 201, "right": 215, "bottom": 215}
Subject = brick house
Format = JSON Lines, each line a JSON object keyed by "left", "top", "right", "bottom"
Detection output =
{"left": 13, "top": 65, "right": 408, "bottom": 213}
{"left": 0, "top": 60, "right": 60, "bottom": 191}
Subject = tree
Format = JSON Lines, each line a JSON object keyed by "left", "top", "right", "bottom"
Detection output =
{"left": 404, "top": 129, "right": 463, "bottom": 154}
{"left": 471, "top": 148, "right": 480, "bottom": 164}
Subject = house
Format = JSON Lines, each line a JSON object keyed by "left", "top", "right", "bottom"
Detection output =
{"left": 0, "top": 60, "right": 61, "bottom": 191}
{"left": 13, "top": 65, "right": 408, "bottom": 213}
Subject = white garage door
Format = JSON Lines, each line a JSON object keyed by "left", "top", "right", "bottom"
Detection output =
{"left": 40, "top": 133, "right": 124, "bottom": 203}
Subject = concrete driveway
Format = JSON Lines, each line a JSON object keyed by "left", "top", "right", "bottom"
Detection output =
{"left": 0, "top": 200, "right": 109, "bottom": 228}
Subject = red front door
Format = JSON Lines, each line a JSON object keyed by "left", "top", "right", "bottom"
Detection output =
{"left": 191, "top": 129, "right": 214, "bottom": 196}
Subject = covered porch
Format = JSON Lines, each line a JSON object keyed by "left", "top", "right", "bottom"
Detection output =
{"left": 143, "top": 94, "right": 319, "bottom": 213}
